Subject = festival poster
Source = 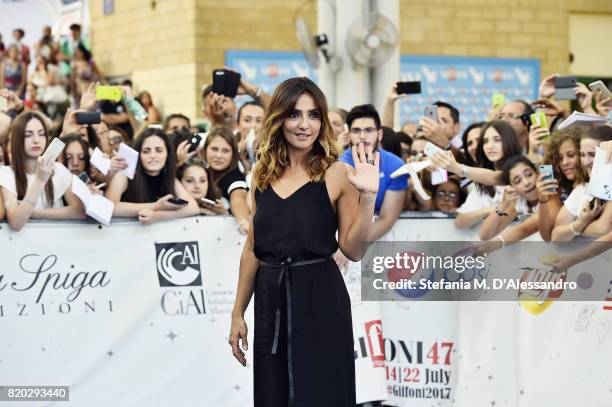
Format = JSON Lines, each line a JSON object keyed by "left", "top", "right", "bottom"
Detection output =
{"left": 398, "top": 55, "right": 540, "bottom": 129}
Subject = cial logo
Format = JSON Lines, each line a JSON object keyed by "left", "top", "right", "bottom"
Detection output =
{"left": 155, "top": 242, "right": 201, "bottom": 287}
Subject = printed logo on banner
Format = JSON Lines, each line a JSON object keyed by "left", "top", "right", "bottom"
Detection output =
{"left": 365, "top": 320, "right": 385, "bottom": 368}
{"left": 155, "top": 242, "right": 202, "bottom": 287}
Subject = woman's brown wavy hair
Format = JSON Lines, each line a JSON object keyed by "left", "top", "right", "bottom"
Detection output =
{"left": 253, "top": 77, "right": 339, "bottom": 191}
{"left": 543, "top": 127, "right": 585, "bottom": 193}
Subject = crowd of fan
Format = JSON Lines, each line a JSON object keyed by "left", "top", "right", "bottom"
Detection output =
{"left": 0, "top": 24, "right": 611, "bottom": 262}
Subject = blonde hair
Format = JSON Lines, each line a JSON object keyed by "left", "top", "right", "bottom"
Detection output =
{"left": 253, "top": 77, "right": 339, "bottom": 190}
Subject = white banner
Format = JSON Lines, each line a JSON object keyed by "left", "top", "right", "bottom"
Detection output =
{"left": 1, "top": 217, "right": 611, "bottom": 406}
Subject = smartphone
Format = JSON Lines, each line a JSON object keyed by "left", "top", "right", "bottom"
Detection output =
{"left": 0, "top": 95, "right": 7, "bottom": 111}
{"left": 187, "top": 133, "right": 202, "bottom": 153}
{"left": 588, "top": 80, "right": 612, "bottom": 106}
{"left": 168, "top": 197, "right": 189, "bottom": 206}
{"left": 530, "top": 111, "right": 548, "bottom": 129}
{"left": 396, "top": 81, "right": 421, "bottom": 95}
{"left": 554, "top": 76, "right": 577, "bottom": 101}
{"left": 492, "top": 92, "right": 505, "bottom": 108}
{"left": 78, "top": 171, "right": 91, "bottom": 184}
{"left": 95, "top": 85, "right": 123, "bottom": 101}
{"left": 539, "top": 164, "right": 554, "bottom": 181}
{"left": 76, "top": 111, "right": 102, "bottom": 125}
{"left": 554, "top": 76, "right": 577, "bottom": 88}
{"left": 212, "top": 69, "right": 241, "bottom": 98}
{"left": 41, "top": 137, "right": 65, "bottom": 161}
{"left": 424, "top": 105, "right": 438, "bottom": 122}
{"left": 554, "top": 87, "right": 576, "bottom": 100}
{"left": 201, "top": 197, "right": 216, "bottom": 206}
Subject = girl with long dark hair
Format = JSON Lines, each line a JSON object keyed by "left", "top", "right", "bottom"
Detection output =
{"left": 203, "top": 126, "right": 250, "bottom": 232}
{"left": 454, "top": 120, "right": 522, "bottom": 229}
{"left": 0, "top": 111, "right": 84, "bottom": 230}
{"left": 105, "top": 127, "right": 198, "bottom": 224}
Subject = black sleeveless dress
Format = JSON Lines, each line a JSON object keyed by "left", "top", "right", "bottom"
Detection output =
{"left": 253, "top": 180, "right": 356, "bottom": 407}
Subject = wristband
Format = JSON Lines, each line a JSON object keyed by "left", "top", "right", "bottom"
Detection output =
{"left": 494, "top": 234, "right": 506, "bottom": 248}
{"left": 460, "top": 164, "right": 469, "bottom": 178}
{"left": 569, "top": 221, "right": 581, "bottom": 236}
{"left": 254, "top": 87, "right": 262, "bottom": 99}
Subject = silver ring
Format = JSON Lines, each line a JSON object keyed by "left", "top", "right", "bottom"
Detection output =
{"left": 367, "top": 159, "right": 375, "bottom": 165}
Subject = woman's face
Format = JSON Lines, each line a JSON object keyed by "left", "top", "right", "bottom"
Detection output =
{"left": 140, "top": 135, "right": 167, "bottom": 176}
{"left": 410, "top": 139, "right": 427, "bottom": 159}
{"left": 36, "top": 56, "right": 45, "bottom": 68}
{"left": 238, "top": 104, "right": 265, "bottom": 139}
{"left": 75, "top": 48, "right": 84, "bottom": 60}
{"left": 482, "top": 127, "right": 504, "bottom": 164}
{"left": 557, "top": 139, "right": 578, "bottom": 181}
{"left": 8, "top": 47, "right": 18, "bottom": 61}
{"left": 23, "top": 118, "right": 47, "bottom": 159}
{"left": 180, "top": 165, "right": 209, "bottom": 201}
{"left": 206, "top": 136, "right": 233, "bottom": 172}
{"left": 328, "top": 111, "right": 345, "bottom": 138}
{"left": 580, "top": 137, "right": 599, "bottom": 177}
{"left": 433, "top": 181, "right": 460, "bottom": 213}
{"left": 65, "top": 141, "right": 86, "bottom": 175}
{"left": 140, "top": 93, "right": 151, "bottom": 106}
{"left": 282, "top": 92, "right": 322, "bottom": 151}
{"left": 509, "top": 163, "right": 538, "bottom": 201}
{"left": 466, "top": 127, "right": 481, "bottom": 162}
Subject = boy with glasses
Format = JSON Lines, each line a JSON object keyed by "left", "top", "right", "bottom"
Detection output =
{"left": 340, "top": 104, "right": 408, "bottom": 241}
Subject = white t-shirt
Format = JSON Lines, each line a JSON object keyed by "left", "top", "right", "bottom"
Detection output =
{"left": 457, "top": 185, "right": 532, "bottom": 216}
{"left": 563, "top": 183, "right": 589, "bottom": 217}
{"left": 457, "top": 186, "right": 504, "bottom": 214}
{"left": 0, "top": 163, "right": 72, "bottom": 209}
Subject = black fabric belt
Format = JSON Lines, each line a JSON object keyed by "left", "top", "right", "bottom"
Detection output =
{"left": 259, "top": 256, "right": 330, "bottom": 406}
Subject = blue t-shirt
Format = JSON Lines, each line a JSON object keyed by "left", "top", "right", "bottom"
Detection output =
{"left": 340, "top": 147, "right": 408, "bottom": 213}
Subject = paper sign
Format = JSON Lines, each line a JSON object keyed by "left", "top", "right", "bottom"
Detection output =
{"left": 117, "top": 143, "right": 139, "bottom": 180}
{"left": 558, "top": 111, "right": 608, "bottom": 130}
{"left": 72, "top": 175, "right": 114, "bottom": 225}
{"left": 587, "top": 147, "right": 612, "bottom": 201}
{"left": 91, "top": 148, "right": 111, "bottom": 175}
{"left": 41, "top": 138, "right": 65, "bottom": 161}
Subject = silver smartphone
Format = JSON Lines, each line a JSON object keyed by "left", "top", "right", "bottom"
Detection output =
{"left": 201, "top": 197, "right": 216, "bottom": 206}
{"left": 424, "top": 105, "right": 438, "bottom": 122}
{"left": 588, "top": 80, "right": 612, "bottom": 105}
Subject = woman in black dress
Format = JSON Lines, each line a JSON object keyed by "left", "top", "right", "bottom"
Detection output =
{"left": 229, "top": 77, "right": 380, "bottom": 406}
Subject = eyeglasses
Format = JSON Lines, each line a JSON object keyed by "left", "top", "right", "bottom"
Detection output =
{"left": 350, "top": 127, "right": 378, "bottom": 136}
{"left": 435, "top": 191, "right": 458, "bottom": 200}
{"left": 494, "top": 112, "right": 521, "bottom": 121}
